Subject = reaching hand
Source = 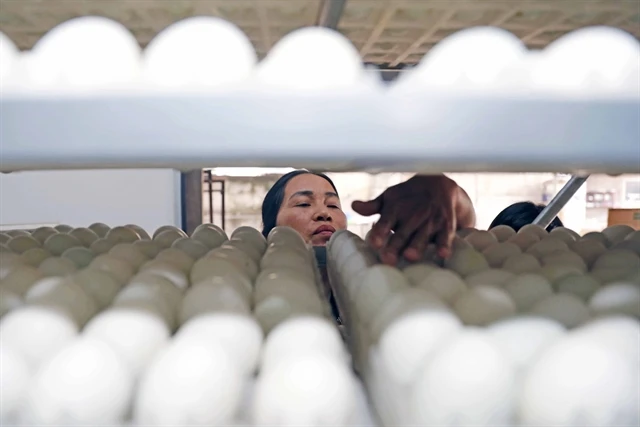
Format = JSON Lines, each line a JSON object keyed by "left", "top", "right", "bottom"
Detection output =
{"left": 352, "top": 174, "right": 475, "bottom": 265}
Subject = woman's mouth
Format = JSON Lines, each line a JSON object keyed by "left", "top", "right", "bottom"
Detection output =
{"left": 313, "top": 225, "right": 336, "bottom": 237}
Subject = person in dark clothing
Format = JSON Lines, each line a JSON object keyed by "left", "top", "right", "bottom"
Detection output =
{"left": 490, "top": 201, "right": 564, "bottom": 232}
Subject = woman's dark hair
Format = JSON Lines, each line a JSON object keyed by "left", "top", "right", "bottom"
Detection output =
{"left": 489, "top": 201, "right": 564, "bottom": 232}
{"left": 261, "top": 169, "right": 339, "bottom": 237}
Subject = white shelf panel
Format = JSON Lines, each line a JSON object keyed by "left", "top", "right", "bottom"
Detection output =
{"left": 1, "top": 93, "right": 638, "bottom": 174}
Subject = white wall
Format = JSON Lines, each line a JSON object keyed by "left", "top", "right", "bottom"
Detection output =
{"left": 0, "top": 169, "right": 181, "bottom": 234}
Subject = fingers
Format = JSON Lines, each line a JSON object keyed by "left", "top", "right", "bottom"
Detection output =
{"left": 379, "top": 213, "right": 426, "bottom": 265}
{"left": 434, "top": 201, "right": 457, "bottom": 259}
{"left": 366, "top": 203, "right": 397, "bottom": 250}
{"left": 351, "top": 196, "right": 382, "bottom": 217}
{"left": 402, "top": 219, "right": 435, "bottom": 262}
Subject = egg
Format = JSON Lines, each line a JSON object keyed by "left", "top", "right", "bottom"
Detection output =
{"left": 31, "top": 227, "right": 58, "bottom": 244}
{"left": 23, "top": 338, "right": 134, "bottom": 425}
{"left": 465, "top": 268, "right": 515, "bottom": 287}
{"left": 134, "top": 338, "right": 243, "bottom": 425}
{"left": 555, "top": 274, "right": 601, "bottom": 301}
{"left": 402, "top": 263, "right": 440, "bottom": 286}
{"left": 222, "top": 238, "right": 264, "bottom": 263}
{"left": 507, "top": 232, "right": 541, "bottom": 251}
{"left": 530, "top": 294, "right": 591, "bottom": 328}
{"left": 105, "top": 226, "right": 141, "bottom": 244}
{"left": 68, "top": 227, "right": 99, "bottom": 247}
{"left": 0, "top": 288, "right": 22, "bottom": 317}
{"left": 464, "top": 230, "right": 498, "bottom": 251}
{"left": 70, "top": 269, "right": 122, "bottom": 308}
{"left": 489, "top": 225, "right": 516, "bottom": 242}
{"left": 89, "top": 254, "right": 135, "bottom": 285}
{"left": 589, "top": 282, "right": 640, "bottom": 317}
{"left": 25, "top": 277, "right": 98, "bottom": 325}
{"left": 504, "top": 273, "right": 554, "bottom": 311}
{"left": 61, "top": 246, "right": 95, "bottom": 268}
{"left": 443, "top": 248, "right": 489, "bottom": 277}
{"left": 268, "top": 226, "right": 308, "bottom": 250}
{"left": 171, "top": 237, "right": 209, "bottom": 259}
{"left": 354, "top": 266, "right": 410, "bottom": 324}
{"left": 414, "top": 269, "right": 468, "bottom": 305}
{"left": 153, "top": 229, "right": 187, "bottom": 249}
{"left": 541, "top": 250, "right": 587, "bottom": 271}
{"left": 526, "top": 237, "right": 569, "bottom": 259}
{"left": 575, "top": 316, "right": 640, "bottom": 365}
{"left": 175, "top": 313, "right": 263, "bottom": 376}
{"left": 138, "top": 260, "right": 189, "bottom": 290}
{"left": 0, "top": 233, "right": 11, "bottom": 244}
{"left": 43, "top": 233, "right": 82, "bottom": 256}
{"left": 549, "top": 227, "right": 579, "bottom": 243}
{"left": 0, "top": 306, "right": 78, "bottom": 370}
{"left": 581, "top": 231, "right": 610, "bottom": 247}
{"left": 0, "top": 344, "right": 30, "bottom": 422}
{"left": 54, "top": 225, "right": 73, "bottom": 233}
{"left": 1, "top": 265, "right": 44, "bottom": 295}
{"left": 7, "top": 235, "right": 41, "bottom": 254}
{"left": 132, "top": 240, "right": 162, "bottom": 258}
{"left": 108, "top": 243, "right": 149, "bottom": 267}
{"left": 519, "top": 224, "right": 549, "bottom": 239}
{"left": 20, "top": 247, "right": 52, "bottom": 267}
{"left": 153, "top": 225, "right": 182, "bottom": 239}
{"left": 88, "top": 222, "right": 110, "bottom": 238}
{"left": 602, "top": 224, "right": 635, "bottom": 245}
{"left": 454, "top": 286, "right": 516, "bottom": 326}
{"left": 230, "top": 226, "right": 267, "bottom": 252}
{"left": 179, "top": 280, "right": 250, "bottom": 324}
{"left": 38, "top": 256, "right": 78, "bottom": 277}
{"left": 125, "top": 224, "right": 151, "bottom": 240}
{"left": 482, "top": 242, "right": 522, "bottom": 268}
{"left": 89, "top": 238, "right": 116, "bottom": 255}
{"left": 191, "top": 225, "right": 228, "bottom": 249}
{"left": 502, "top": 253, "right": 541, "bottom": 274}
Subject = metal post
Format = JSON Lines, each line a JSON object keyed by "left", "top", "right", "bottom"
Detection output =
{"left": 533, "top": 175, "right": 590, "bottom": 229}
{"left": 220, "top": 179, "right": 226, "bottom": 231}
{"left": 180, "top": 170, "right": 203, "bottom": 235}
{"left": 316, "top": 0, "right": 347, "bottom": 29}
{"left": 207, "top": 170, "right": 214, "bottom": 224}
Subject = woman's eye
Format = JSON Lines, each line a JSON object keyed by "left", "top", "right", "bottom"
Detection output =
{"left": 328, "top": 205, "right": 340, "bottom": 209}
{"left": 296, "top": 203, "right": 310, "bottom": 207}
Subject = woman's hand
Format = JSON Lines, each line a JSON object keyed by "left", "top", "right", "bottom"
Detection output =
{"left": 352, "top": 174, "right": 476, "bottom": 265}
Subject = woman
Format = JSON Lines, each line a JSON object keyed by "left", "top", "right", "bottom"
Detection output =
{"left": 261, "top": 170, "right": 476, "bottom": 265}
{"left": 490, "top": 201, "right": 564, "bottom": 232}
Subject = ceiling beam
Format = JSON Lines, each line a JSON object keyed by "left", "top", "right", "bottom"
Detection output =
{"left": 316, "top": 0, "right": 348, "bottom": 29}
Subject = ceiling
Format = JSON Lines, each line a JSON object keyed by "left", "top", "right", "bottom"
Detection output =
{"left": 0, "top": 0, "right": 638, "bottom": 67}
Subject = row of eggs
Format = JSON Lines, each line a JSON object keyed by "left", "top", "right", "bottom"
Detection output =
{"left": 326, "top": 225, "right": 639, "bottom": 426}
{"left": 1, "top": 16, "right": 638, "bottom": 94}
{"left": 1, "top": 223, "right": 359, "bottom": 425}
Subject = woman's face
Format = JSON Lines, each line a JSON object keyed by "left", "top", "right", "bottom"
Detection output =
{"left": 276, "top": 174, "right": 348, "bottom": 246}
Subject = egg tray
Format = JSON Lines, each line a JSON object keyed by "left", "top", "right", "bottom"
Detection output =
{"left": 326, "top": 225, "right": 640, "bottom": 426}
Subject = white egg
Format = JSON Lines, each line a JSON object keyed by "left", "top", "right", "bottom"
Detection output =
{"left": 175, "top": 313, "right": 263, "bottom": 376}
{"left": 28, "top": 16, "right": 140, "bottom": 90}
{"left": 84, "top": 308, "right": 170, "bottom": 376}
{"left": 488, "top": 316, "right": 566, "bottom": 370}
{"left": 464, "top": 230, "right": 498, "bottom": 251}
{"left": 503, "top": 252, "right": 541, "bottom": 274}
{"left": 378, "top": 309, "right": 462, "bottom": 387}
{"left": 482, "top": 242, "right": 522, "bottom": 268}
{"left": 556, "top": 274, "right": 601, "bottom": 301}
{"left": 261, "top": 316, "right": 346, "bottom": 369}
{"left": 414, "top": 269, "right": 468, "bottom": 305}
{"left": 23, "top": 338, "right": 133, "bottom": 425}
{"left": 0, "top": 344, "right": 30, "bottom": 421}
{"left": 519, "top": 335, "right": 639, "bottom": 426}
{"left": 410, "top": 330, "right": 515, "bottom": 425}
{"left": 589, "top": 282, "right": 640, "bottom": 317}
{"left": 530, "top": 294, "right": 591, "bottom": 328}
{"left": 489, "top": 225, "right": 516, "bottom": 242}
{"left": 252, "top": 354, "right": 358, "bottom": 426}
{"left": 0, "top": 306, "right": 78, "bottom": 370}
{"left": 444, "top": 247, "right": 489, "bottom": 277}
{"left": 0, "top": 32, "right": 18, "bottom": 83}
{"left": 535, "top": 26, "right": 640, "bottom": 97}
{"left": 454, "top": 286, "right": 516, "bottom": 326}
{"left": 144, "top": 17, "right": 256, "bottom": 88}
{"left": 465, "top": 268, "right": 515, "bottom": 287}
{"left": 258, "top": 27, "right": 363, "bottom": 90}
{"left": 504, "top": 273, "right": 554, "bottom": 312}
{"left": 576, "top": 316, "right": 640, "bottom": 364}
{"left": 134, "top": 338, "right": 243, "bottom": 425}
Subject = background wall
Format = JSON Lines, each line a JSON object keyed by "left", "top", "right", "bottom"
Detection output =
{"left": 0, "top": 169, "right": 181, "bottom": 234}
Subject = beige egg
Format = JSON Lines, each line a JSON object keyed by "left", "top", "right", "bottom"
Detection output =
{"left": 90, "top": 238, "right": 117, "bottom": 255}
{"left": 61, "top": 247, "right": 95, "bottom": 269}
{"left": 155, "top": 248, "right": 194, "bottom": 273}
{"left": 109, "top": 243, "right": 149, "bottom": 268}
{"left": 180, "top": 282, "right": 250, "bottom": 324}
{"left": 132, "top": 240, "right": 161, "bottom": 259}
{"left": 539, "top": 264, "right": 584, "bottom": 284}
{"left": 0, "top": 287, "right": 22, "bottom": 317}
{"left": 112, "top": 288, "right": 177, "bottom": 330}
{"left": 125, "top": 224, "right": 151, "bottom": 240}
{"left": 194, "top": 274, "right": 252, "bottom": 303}
{"left": 153, "top": 225, "right": 182, "bottom": 239}
{"left": 261, "top": 248, "right": 313, "bottom": 278}
{"left": 267, "top": 226, "right": 307, "bottom": 250}
{"left": 444, "top": 248, "right": 490, "bottom": 277}
{"left": 5, "top": 230, "right": 30, "bottom": 238}
{"left": 129, "top": 274, "right": 184, "bottom": 303}
{"left": 7, "top": 235, "right": 41, "bottom": 254}
{"left": 415, "top": 269, "right": 468, "bottom": 305}
{"left": 541, "top": 251, "right": 587, "bottom": 272}
{"left": 70, "top": 269, "right": 122, "bottom": 308}
{"left": 20, "top": 248, "right": 52, "bottom": 267}
{"left": 602, "top": 224, "right": 635, "bottom": 246}
{"left": 171, "top": 238, "right": 209, "bottom": 260}
{"left": 89, "top": 254, "right": 135, "bottom": 285}
{"left": 526, "top": 238, "right": 569, "bottom": 259}
{"left": 53, "top": 224, "right": 73, "bottom": 233}
{"left": 231, "top": 226, "right": 266, "bottom": 248}
{"left": 482, "top": 242, "right": 522, "bottom": 268}
{"left": 503, "top": 253, "right": 541, "bottom": 274}
{"left": 556, "top": 274, "right": 600, "bottom": 301}
{"left": 464, "top": 230, "right": 498, "bottom": 252}
{"left": 507, "top": 232, "right": 541, "bottom": 251}
{"left": 504, "top": 273, "right": 554, "bottom": 312}
{"left": 190, "top": 255, "right": 250, "bottom": 289}
{"left": 0, "top": 244, "right": 10, "bottom": 253}
{"left": 212, "top": 246, "right": 260, "bottom": 279}
{"left": 453, "top": 286, "right": 516, "bottom": 326}
{"left": 518, "top": 224, "right": 549, "bottom": 239}
{"left": 402, "top": 263, "right": 440, "bottom": 286}
{"left": 0, "top": 253, "right": 25, "bottom": 280}
{"left": 0, "top": 233, "right": 12, "bottom": 244}
{"left": 25, "top": 277, "right": 98, "bottom": 326}
{"left": 30, "top": 227, "right": 58, "bottom": 244}
{"left": 254, "top": 275, "right": 318, "bottom": 307}
{"left": 191, "top": 226, "right": 228, "bottom": 249}
{"left": 254, "top": 295, "right": 321, "bottom": 334}
{"left": 43, "top": 233, "right": 82, "bottom": 256}
{"left": 222, "top": 239, "right": 264, "bottom": 263}
{"left": 465, "top": 269, "right": 515, "bottom": 288}
{"left": 38, "top": 257, "right": 78, "bottom": 277}
{"left": 68, "top": 227, "right": 99, "bottom": 247}
{"left": 530, "top": 294, "right": 591, "bottom": 328}
{"left": 612, "top": 239, "right": 640, "bottom": 256}
{"left": 354, "top": 266, "right": 410, "bottom": 324}
{"left": 88, "top": 222, "right": 110, "bottom": 238}
{"left": 106, "top": 226, "right": 141, "bottom": 244}
{"left": 593, "top": 249, "right": 640, "bottom": 271}
{"left": 580, "top": 231, "right": 610, "bottom": 247}
{"left": 138, "top": 261, "right": 189, "bottom": 290}
{"left": 549, "top": 227, "right": 579, "bottom": 243}
{"left": 570, "top": 239, "right": 607, "bottom": 267}
{"left": 1, "top": 265, "right": 43, "bottom": 296}
{"left": 489, "top": 225, "right": 516, "bottom": 242}
{"left": 153, "top": 229, "right": 186, "bottom": 249}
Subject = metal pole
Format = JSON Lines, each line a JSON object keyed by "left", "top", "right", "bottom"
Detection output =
{"left": 533, "top": 175, "right": 590, "bottom": 229}
{"left": 220, "top": 179, "right": 226, "bottom": 231}
{"left": 207, "top": 170, "right": 213, "bottom": 224}
{"left": 316, "top": 0, "right": 347, "bottom": 29}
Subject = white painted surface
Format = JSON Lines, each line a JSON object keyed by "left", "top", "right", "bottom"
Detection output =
{"left": 0, "top": 169, "right": 181, "bottom": 233}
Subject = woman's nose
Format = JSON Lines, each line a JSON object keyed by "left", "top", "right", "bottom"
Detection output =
{"left": 314, "top": 209, "right": 332, "bottom": 222}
